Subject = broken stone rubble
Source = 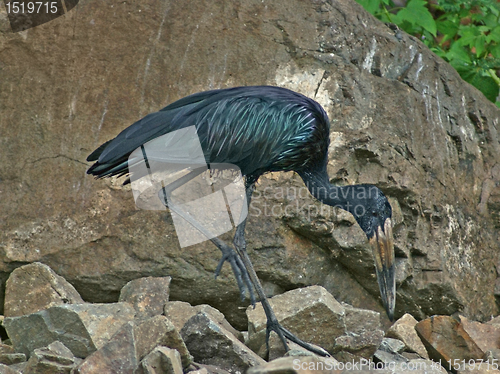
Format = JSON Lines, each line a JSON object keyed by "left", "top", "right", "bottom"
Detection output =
{"left": 4, "top": 262, "right": 84, "bottom": 318}
{"left": 2, "top": 265, "right": 500, "bottom": 373}
{"left": 180, "top": 312, "right": 265, "bottom": 372}
{"left": 246, "top": 285, "right": 384, "bottom": 360}
{"left": 415, "top": 315, "right": 500, "bottom": 374}
{"left": 164, "top": 301, "right": 244, "bottom": 343}
{"left": 386, "top": 313, "right": 429, "bottom": 359}
{"left": 4, "top": 302, "right": 136, "bottom": 358}
{"left": 137, "top": 346, "right": 184, "bottom": 374}
{"left": 23, "top": 341, "right": 82, "bottom": 374}
{"left": 119, "top": 276, "right": 172, "bottom": 320}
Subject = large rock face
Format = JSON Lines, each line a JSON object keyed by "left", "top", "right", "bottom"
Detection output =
{"left": 1, "top": 0, "right": 499, "bottom": 329}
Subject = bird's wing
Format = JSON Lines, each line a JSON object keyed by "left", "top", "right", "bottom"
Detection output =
{"left": 89, "top": 88, "right": 249, "bottom": 166}
{"left": 86, "top": 89, "right": 225, "bottom": 177}
{"left": 87, "top": 86, "right": 327, "bottom": 178}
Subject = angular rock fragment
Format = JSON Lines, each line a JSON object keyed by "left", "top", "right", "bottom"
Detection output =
{"left": 400, "top": 352, "right": 425, "bottom": 360}
{"left": 75, "top": 322, "right": 137, "bottom": 374}
{"left": 373, "top": 338, "right": 408, "bottom": 365}
{"left": 0, "top": 363, "right": 21, "bottom": 374}
{"left": 373, "top": 349, "right": 406, "bottom": 366}
{"left": 415, "top": 315, "right": 484, "bottom": 367}
{"left": 483, "top": 349, "right": 500, "bottom": 363}
{"left": 181, "top": 312, "right": 265, "bottom": 372}
{"left": 4, "top": 303, "right": 135, "bottom": 358}
{"left": 133, "top": 315, "right": 191, "bottom": 368}
{"left": 24, "top": 341, "right": 82, "bottom": 374}
{"left": 246, "top": 286, "right": 384, "bottom": 360}
{"left": 379, "top": 337, "right": 406, "bottom": 354}
{"left": 76, "top": 315, "right": 191, "bottom": 374}
{"left": 0, "top": 353, "right": 25, "bottom": 365}
{"left": 119, "top": 276, "right": 171, "bottom": 320}
{"left": 164, "top": 301, "right": 243, "bottom": 342}
{"left": 137, "top": 346, "right": 183, "bottom": 374}
{"left": 459, "top": 316, "right": 500, "bottom": 355}
{"left": 333, "top": 305, "right": 384, "bottom": 360}
{"left": 0, "top": 345, "right": 14, "bottom": 354}
{"left": 386, "top": 313, "right": 429, "bottom": 358}
{"left": 246, "top": 286, "right": 344, "bottom": 356}
{"left": 486, "top": 316, "right": 500, "bottom": 325}
{"left": 4, "top": 262, "right": 84, "bottom": 318}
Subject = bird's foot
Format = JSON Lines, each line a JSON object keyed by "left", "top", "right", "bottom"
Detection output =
{"left": 214, "top": 243, "right": 256, "bottom": 306}
{"left": 265, "top": 317, "right": 330, "bottom": 357}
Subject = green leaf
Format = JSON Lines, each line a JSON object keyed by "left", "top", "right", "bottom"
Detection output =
{"left": 436, "top": 0, "right": 461, "bottom": 13}
{"left": 446, "top": 43, "right": 472, "bottom": 63}
{"left": 379, "top": 11, "right": 395, "bottom": 23}
{"left": 437, "top": 20, "right": 459, "bottom": 39}
{"left": 486, "top": 26, "right": 500, "bottom": 43}
{"left": 356, "top": 0, "right": 382, "bottom": 15}
{"left": 431, "top": 47, "right": 447, "bottom": 58}
{"left": 477, "top": 26, "right": 491, "bottom": 33}
{"left": 471, "top": 13, "right": 487, "bottom": 23}
{"left": 397, "top": 0, "right": 437, "bottom": 36}
{"left": 490, "top": 44, "right": 500, "bottom": 58}
{"left": 483, "top": 13, "right": 499, "bottom": 28}
{"left": 458, "top": 26, "right": 482, "bottom": 48}
{"left": 460, "top": 68, "right": 500, "bottom": 102}
{"left": 475, "top": 34, "right": 487, "bottom": 57}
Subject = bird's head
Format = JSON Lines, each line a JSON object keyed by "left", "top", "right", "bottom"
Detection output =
{"left": 347, "top": 185, "right": 395, "bottom": 321}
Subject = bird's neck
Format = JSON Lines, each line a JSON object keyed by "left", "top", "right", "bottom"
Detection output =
{"left": 299, "top": 170, "right": 351, "bottom": 212}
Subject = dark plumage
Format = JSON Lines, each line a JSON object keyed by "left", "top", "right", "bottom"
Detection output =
{"left": 87, "top": 86, "right": 395, "bottom": 356}
{"left": 88, "top": 86, "right": 328, "bottom": 182}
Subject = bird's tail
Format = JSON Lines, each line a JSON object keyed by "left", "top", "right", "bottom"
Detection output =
{"left": 86, "top": 140, "right": 112, "bottom": 162}
{"left": 86, "top": 140, "right": 131, "bottom": 180}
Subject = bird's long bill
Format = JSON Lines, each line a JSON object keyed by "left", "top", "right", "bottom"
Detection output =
{"left": 369, "top": 218, "right": 396, "bottom": 321}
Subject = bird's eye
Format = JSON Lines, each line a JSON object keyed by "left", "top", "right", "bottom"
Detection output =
{"left": 372, "top": 211, "right": 378, "bottom": 217}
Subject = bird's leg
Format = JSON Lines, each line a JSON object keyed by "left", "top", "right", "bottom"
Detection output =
{"left": 235, "top": 236, "right": 330, "bottom": 357}
{"left": 232, "top": 184, "right": 330, "bottom": 357}
{"left": 232, "top": 183, "right": 254, "bottom": 254}
{"left": 160, "top": 172, "right": 328, "bottom": 356}
{"left": 157, "top": 169, "right": 254, "bottom": 303}
{"left": 210, "top": 236, "right": 255, "bottom": 305}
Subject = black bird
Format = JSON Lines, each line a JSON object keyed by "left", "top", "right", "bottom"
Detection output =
{"left": 87, "top": 86, "right": 395, "bottom": 356}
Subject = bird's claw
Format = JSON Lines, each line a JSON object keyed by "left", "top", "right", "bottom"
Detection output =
{"left": 265, "top": 318, "right": 330, "bottom": 357}
{"left": 214, "top": 252, "right": 228, "bottom": 278}
{"left": 214, "top": 245, "right": 256, "bottom": 306}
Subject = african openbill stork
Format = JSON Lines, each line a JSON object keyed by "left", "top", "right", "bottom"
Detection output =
{"left": 86, "top": 86, "right": 395, "bottom": 356}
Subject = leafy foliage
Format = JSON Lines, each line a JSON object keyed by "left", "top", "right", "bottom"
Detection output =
{"left": 356, "top": 0, "right": 500, "bottom": 106}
